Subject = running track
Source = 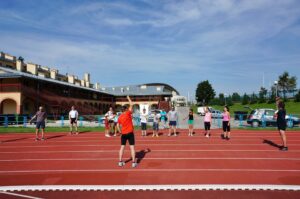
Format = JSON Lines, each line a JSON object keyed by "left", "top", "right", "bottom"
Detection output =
{"left": 0, "top": 129, "right": 299, "bottom": 198}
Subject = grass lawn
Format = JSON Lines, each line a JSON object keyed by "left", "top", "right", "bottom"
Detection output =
{"left": 193, "top": 101, "right": 300, "bottom": 115}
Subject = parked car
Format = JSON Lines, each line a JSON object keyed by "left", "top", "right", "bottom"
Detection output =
{"left": 197, "top": 106, "right": 212, "bottom": 116}
{"left": 247, "top": 108, "right": 300, "bottom": 127}
{"left": 211, "top": 109, "right": 223, "bottom": 118}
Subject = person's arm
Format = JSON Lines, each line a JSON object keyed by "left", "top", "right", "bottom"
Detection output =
{"left": 127, "top": 95, "right": 133, "bottom": 112}
{"left": 29, "top": 113, "right": 37, "bottom": 123}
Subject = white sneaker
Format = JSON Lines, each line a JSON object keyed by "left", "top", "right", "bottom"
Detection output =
{"left": 132, "top": 162, "right": 138, "bottom": 168}
{"left": 118, "top": 161, "right": 125, "bottom": 167}
{"left": 105, "top": 135, "right": 111, "bottom": 137}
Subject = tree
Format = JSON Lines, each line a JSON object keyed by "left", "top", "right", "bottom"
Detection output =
{"left": 195, "top": 80, "right": 215, "bottom": 105}
{"left": 267, "top": 85, "right": 276, "bottom": 104}
{"left": 295, "top": 90, "right": 300, "bottom": 102}
{"left": 242, "top": 93, "right": 250, "bottom": 105}
{"left": 232, "top": 92, "right": 241, "bottom": 102}
{"left": 226, "top": 95, "right": 234, "bottom": 106}
{"left": 250, "top": 92, "right": 258, "bottom": 104}
{"left": 258, "top": 87, "right": 267, "bottom": 103}
{"left": 278, "top": 71, "right": 297, "bottom": 99}
{"left": 218, "top": 93, "right": 225, "bottom": 106}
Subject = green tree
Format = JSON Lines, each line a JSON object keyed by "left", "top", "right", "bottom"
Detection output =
{"left": 278, "top": 71, "right": 297, "bottom": 99}
{"left": 295, "top": 90, "right": 300, "bottom": 102}
{"left": 218, "top": 93, "right": 225, "bottom": 106}
{"left": 267, "top": 85, "right": 276, "bottom": 104}
{"left": 232, "top": 92, "right": 241, "bottom": 102}
{"left": 258, "top": 87, "right": 267, "bottom": 103}
{"left": 250, "top": 93, "right": 258, "bottom": 104}
{"left": 195, "top": 80, "right": 216, "bottom": 105}
{"left": 242, "top": 93, "right": 250, "bottom": 105}
{"left": 226, "top": 95, "right": 233, "bottom": 106}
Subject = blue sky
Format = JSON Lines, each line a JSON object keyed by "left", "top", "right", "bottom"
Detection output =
{"left": 1, "top": 0, "right": 300, "bottom": 99}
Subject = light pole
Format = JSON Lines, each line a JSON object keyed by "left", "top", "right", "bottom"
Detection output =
{"left": 274, "top": 81, "right": 278, "bottom": 97}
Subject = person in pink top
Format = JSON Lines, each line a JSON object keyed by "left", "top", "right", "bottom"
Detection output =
{"left": 204, "top": 107, "right": 212, "bottom": 138}
{"left": 222, "top": 106, "right": 231, "bottom": 140}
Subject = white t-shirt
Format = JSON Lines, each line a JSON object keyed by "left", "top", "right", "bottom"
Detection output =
{"left": 69, "top": 110, "right": 78, "bottom": 119}
{"left": 153, "top": 114, "right": 160, "bottom": 123}
{"left": 140, "top": 113, "right": 148, "bottom": 123}
{"left": 168, "top": 111, "right": 178, "bottom": 121}
{"left": 107, "top": 110, "right": 114, "bottom": 120}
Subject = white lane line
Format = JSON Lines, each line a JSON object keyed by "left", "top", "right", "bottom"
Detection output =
{"left": 1, "top": 149, "right": 299, "bottom": 154}
{"left": 0, "top": 184, "right": 300, "bottom": 192}
{"left": 0, "top": 169, "right": 300, "bottom": 174}
{"left": 1, "top": 144, "right": 300, "bottom": 148}
{"left": 1, "top": 157, "right": 300, "bottom": 162}
{"left": 0, "top": 191, "right": 44, "bottom": 199}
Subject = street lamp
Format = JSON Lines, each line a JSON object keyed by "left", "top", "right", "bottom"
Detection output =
{"left": 274, "top": 81, "right": 278, "bottom": 97}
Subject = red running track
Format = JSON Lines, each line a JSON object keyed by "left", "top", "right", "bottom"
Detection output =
{"left": 0, "top": 129, "right": 300, "bottom": 198}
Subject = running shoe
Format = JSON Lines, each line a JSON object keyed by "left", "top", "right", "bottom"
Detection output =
{"left": 206, "top": 134, "right": 209, "bottom": 138}
{"left": 132, "top": 162, "right": 138, "bottom": 168}
{"left": 105, "top": 134, "right": 111, "bottom": 137}
{"left": 35, "top": 138, "right": 39, "bottom": 141}
{"left": 118, "top": 161, "right": 125, "bottom": 167}
{"left": 41, "top": 137, "right": 45, "bottom": 141}
{"left": 280, "top": 147, "right": 288, "bottom": 151}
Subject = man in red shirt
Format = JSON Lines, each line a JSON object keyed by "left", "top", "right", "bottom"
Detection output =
{"left": 117, "top": 96, "right": 137, "bottom": 168}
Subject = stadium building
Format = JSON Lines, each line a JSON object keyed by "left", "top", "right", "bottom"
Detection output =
{"left": 0, "top": 52, "right": 179, "bottom": 116}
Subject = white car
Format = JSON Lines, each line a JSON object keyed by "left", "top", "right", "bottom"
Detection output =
{"left": 197, "top": 106, "right": 212, "bottom": 116}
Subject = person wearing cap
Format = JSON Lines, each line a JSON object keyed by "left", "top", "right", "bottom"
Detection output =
{"left": 117, "top": 96, "right": 137, "bottom": 168}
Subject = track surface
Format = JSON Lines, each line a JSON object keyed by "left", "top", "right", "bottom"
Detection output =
{"left": 0, "top": 129, "right": 299, "bottom": 198}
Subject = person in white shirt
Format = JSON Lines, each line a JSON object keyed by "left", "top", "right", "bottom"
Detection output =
{"left": 168, "top": 107, "right": 178, "bottom": 136}
{"left": 107, "top": 107, "right": 115, "bottom": 134}
{"left": 140, "top": 108, "right": 148, "bottom": 136}
{"left": 69, "top": 106, "right": 79, "bottom": 135}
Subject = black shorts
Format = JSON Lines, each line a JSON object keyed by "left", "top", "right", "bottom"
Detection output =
{"left": 204, "top": 122, "right": 211, "bottom": 131}
{"left": 141, "top": 122, "right": 147, "bottom": 130}
{"left": 36, "top": 121, "right": 45, "bottom": 129}
{"left": 109, "top": 120, "right": 114, "bottom": 124}
{"left": 277, "top": 123, "right": 287, "bottom": 131}
{"left": 121, "top": 132, "right": 135, "bottom": 145}
{"left": 70, "top": 118, "right": 77, "bottom": 124}
{"left": 223, "top": 121, "right": 230, "bottom": 132}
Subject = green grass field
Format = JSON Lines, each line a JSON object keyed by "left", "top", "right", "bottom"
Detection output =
{"left": 193, "top": 101, "right": 300, "bottom": 115}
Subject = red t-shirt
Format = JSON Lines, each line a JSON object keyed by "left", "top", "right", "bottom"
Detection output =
{"left": 118, "top": 110, "right": 134, "bottom": 134}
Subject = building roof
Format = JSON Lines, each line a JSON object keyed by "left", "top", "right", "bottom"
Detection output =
{"left": 0, "top": 67, "right": 179, "bottom": 97}
{"left": 0, "top": 66, "right": 112, "bottom": 95}
{"left": 102, "top": 83, "right": 179, "bottom": 96}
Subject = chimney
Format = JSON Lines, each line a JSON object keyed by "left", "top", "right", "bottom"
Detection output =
{"left": 26, "top": 63, "right": 38, "bottom": 75}
{"left": 95, "top": 83, "right": 100, "bottom": 90}
{"left": 68, "top": 74, "right": 75, "bottom": 84}
{"left": 50, "top": 69, "right": 58, "bottom": 79}
{"left": 81, "top": 79, "right": 85, "bottom": 87}
{"left": 84, "top": 73, "right": 90, "bottom": 82}
{"left": 16, "top": 60, "right": 25, "bottom": 72}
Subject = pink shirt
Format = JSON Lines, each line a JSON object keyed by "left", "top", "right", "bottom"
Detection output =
{"left": 204, "top": 112, "right": 212, "bottom": 122}
{"left": 223, "top": 112, "right": 230, "bottom": 121}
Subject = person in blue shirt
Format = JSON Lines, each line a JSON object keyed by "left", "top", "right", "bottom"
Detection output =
{"left": 160, "top": 109, "right": 167, "bottom": 129}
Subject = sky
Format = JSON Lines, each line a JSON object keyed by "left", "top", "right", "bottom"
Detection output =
{"left": 0, "top": 0, "right": 300, "bottom": 100}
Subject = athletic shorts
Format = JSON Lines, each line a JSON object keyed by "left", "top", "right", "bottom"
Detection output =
{"left": 277, "top": 123, "right": 287, "bottom": 131}
{"left": 70, "top": 118, "right": 77, "bottom": 124}
{"left": 109, "top": 120, "right": 114, "bottom": 124}
{"left": 204, "top": 122, "right": 211, "bottom": 130}
{"left": 188, "top": 120, "right": 194, "bottom": 125}
{"left": 169, "top": 121, "right": 177, "bottom": 126}
{"left": 223, "top": 121, "right": 230, "bottom": 132}
{"left": 121, "top": 132, "right": 135, "bottom": 145}
{"left": 36, "top": 121, "right": 45, "bottom": 129}
{"left": 153, "top": 122, "right": 159, "bottom": 131}
{"left": 141, "top": 122, "right": 147, "bottom": 130}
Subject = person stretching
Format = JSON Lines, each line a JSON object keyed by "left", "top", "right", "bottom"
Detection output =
{"left": 222, "top": 106, "right": 231, "bottom": 140}
{"left": 117, "top": 96, "right": 137, "bottom": 168}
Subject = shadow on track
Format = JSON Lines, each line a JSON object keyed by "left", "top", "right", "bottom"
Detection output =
{"left": 1, "top": 137, "right": 29, "bottom": 143}
{"left": 262, "top": 139, "right": 281, "bottom": 149}
{"left": 125, "top": 148, "right": 151, "bottom": 164}
{"left": 46, "top": 134, "right": 67, "bottom": 140}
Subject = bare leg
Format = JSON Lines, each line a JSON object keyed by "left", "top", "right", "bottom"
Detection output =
{"left": 119, "top": 145, "right": 125, "bottom": 161}
{"left": 35, "top": 129, "right": 39, "bottom": 139}
{"left": 227, "top": 131, "right": 231, "bottom": 139}
{"left": 191, "top": 126, "right": 194, "bottom": 136}
{"left": 129, "top": 145, "right": 136, "bottom": 163}
{"left": 174, "top": 126, "right": 177, "bottom": 136}
{"left": 75, "top": 123, "right": 78, "bottom": 134}
{"left": 41, "top": 129, "right": 45, "bottom": 139}
{"left": 280, "top": 130, "right": 287, "bottom": 147}
{"left": 168, "top": 127, "right": 171, "bottom": 136}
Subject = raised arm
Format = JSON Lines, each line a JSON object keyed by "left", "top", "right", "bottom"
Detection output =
{"left": 127, "top": 95, "right": 133, "bottom": 112}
